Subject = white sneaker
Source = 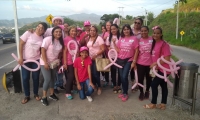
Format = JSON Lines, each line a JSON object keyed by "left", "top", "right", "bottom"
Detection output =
{"left": 86, "top": 96, "right": 93, "bottom": 102}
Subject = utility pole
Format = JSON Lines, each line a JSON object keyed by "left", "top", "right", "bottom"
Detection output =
{"left": 176, "top": 0, "right": 179, "bottom": 39}
{"left": 142, "top": 7, "right": 148, "bottom": 26}
{"left": 118, "top": 7, "right": 124, "bottom": 24}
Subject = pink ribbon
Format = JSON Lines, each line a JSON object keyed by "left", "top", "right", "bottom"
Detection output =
{"left": 152, "top": 55, "right": 183, "bottom": 88}
{"left": 58, "top": 66, "right": 64, "bottom": 73}
{"left": 104, "top": 49, "right": 122, "bottom": 70}
{"left": 67, "top": 40, "right": 78, "bottom": 63}
{"left": 132, "top": 69, "right": 144, "bottom": 89}
{"left": 12, "top": 53, "right": 40, "bottom": 72}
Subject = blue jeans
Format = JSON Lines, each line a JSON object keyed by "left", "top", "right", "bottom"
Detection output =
{"left": 91, "top": 60, "right": 101, "bottom": 87}
{"left": 118, "top": 61, "right": 131, "bottom": 94}
{"left": 54, "top": 73, "right": 64, "bottom": 89}
{"left": 21, "top": 61, "right": 40, "bottom": 97}
{"left": 79, "top": 79, "right": 94, "bottom": 99}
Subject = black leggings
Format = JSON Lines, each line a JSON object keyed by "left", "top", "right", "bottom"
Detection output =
{"left": 101, "top": 72, "right": 109, "bottom": 83}
{"left": 130, "top": 69, "right": 135, "bottom": 81}
{"left": 151, "top": 71, "right": 168, "bottom": 104}
{"left": 137, "top": 64, "right": 152, "bottom": 93}
{"left": 111, "top": 65, "right": 121, "bottom": 86}
{"left": 64, "top": 65, "right": 75, "bottom": 94}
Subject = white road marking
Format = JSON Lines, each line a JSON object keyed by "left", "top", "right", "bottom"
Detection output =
{"left": 0, "top": 60, "right": 16, "bottom": 69}
{"left": 0, "top": 44, "right": 16, "bottom": 51}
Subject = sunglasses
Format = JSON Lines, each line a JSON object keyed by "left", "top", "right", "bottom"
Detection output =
{"left": 134, "top": 22, "right": 141, "bottom": 25}
{"left": 81, "top": 60, "right": 84, "bottom": 67}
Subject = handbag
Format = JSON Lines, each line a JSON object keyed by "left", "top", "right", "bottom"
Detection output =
{"left": 49, "top": 59, "right": 60, "bottom": 69}
{"left": 116, "top": 57, "right": 131, "bottom": 67}
{"left": 95, "top": 58, "right": 110, "bottom": 72}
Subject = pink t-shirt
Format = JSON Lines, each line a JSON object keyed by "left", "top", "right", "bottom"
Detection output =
{"left": 87, "top": 36, "right": 104, "bottom": 58}
{"left": 137, "top": 37, "right": 153, "bottom": 66}
{"left": 132, "top": 30, "right": 141, "bottom": 39}
{"left": 106, "top": 35, "right": 119, "bottom": 58}
{"left": 20, "top": 31, "right": 43, "bottom": 60}
{"left": 40, "top": 36, "right": 63, "bottom": 65}
{"left": 151, "top": 40, "right": 171, "bottom": 73}
{"left": 103, "top": 32, "right": 109, "bottom": 40}
{"left": 117, "top": 36, "right": 139, "bottom": 61}
{"left": 43, "top": 28, "right": 53, "bottom": 38}
{"left": 63, "top": 36, "right": 78, "bottom": 65}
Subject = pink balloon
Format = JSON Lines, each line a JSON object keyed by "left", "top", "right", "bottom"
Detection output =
{"left": 67, "top": 40, "right": 78, "bottom": 63}
{"left": 152, "top": 55, "right": 183, "bottom": 87}
{"left": 12, "top": 53, "right": 40, "bottom": 72}
{"left": 113, "top": 18, "right": 120, "bottom": 26}
{"left": 132, "top": 69, "right": 144, "bottom": 89}
{"left": 104, "top": 49, "right": 122, "bottom": 70}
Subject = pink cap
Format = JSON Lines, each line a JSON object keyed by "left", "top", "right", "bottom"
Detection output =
{"left": 58, "top": 25, "right": 64, "bottom": 30}
{"left": 83, "top": 21, "right": 91, "bottom": 27}
{"left": 52, "top": 16, "right": 64, "bottom": 24}
{"left": 77, "top": 27, "right": 82, "bottom": 31}
{"left": 80, "top": 46, "right": 89, "bottom": 52}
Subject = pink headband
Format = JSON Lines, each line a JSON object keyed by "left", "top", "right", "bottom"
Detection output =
{"left": 152, "top": 26, "right": 159, "bottom": 30}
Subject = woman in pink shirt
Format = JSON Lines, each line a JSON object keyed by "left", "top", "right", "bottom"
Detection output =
{"left": 76, "top": 27, "right": 82, "bottom": 43}
{"left": 87, "top": 25, "right": 105, "bottom": 95}
{"left": 105, "top": 24, "right": 121, "bottom": 93}
{"left": 19, "top": 22, "right": 47, "bottom": 104}
{"left": 101, "top": 25, "right": 106, "bottom": 39}
{"left": 113, "top": 24, "right": 139, "bottom": 102}
{"left": 63, "top": 26, "right": 78, "bottom": 100}
{"left": 144, "top": 26, "right": 171, "bottom": 110}
{"left": 136, "top": 26, "right": 153, "bottom": 101}
{"left": 40, "top": 26, "right": 64, "bottom": 106}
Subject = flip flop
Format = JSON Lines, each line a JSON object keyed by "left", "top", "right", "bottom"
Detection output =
{"left": 21, "top": 96, "right": 30, "bottom": 104}
{"left": 157, "top": 104, "right": 166, "bottom": 110}
{"left": 34, "top": 94, "right": 41, "bottom": 101}
{"left": 143, "top": 104, "right": 156, "bottom": 109}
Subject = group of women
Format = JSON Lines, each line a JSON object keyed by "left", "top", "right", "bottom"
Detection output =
{"left": 19, "top": 16, "right": 171, "bottom": 110}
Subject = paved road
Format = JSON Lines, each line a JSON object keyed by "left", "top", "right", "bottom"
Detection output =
{"left": 0, "top": 43, "right": 200, "bottom": 120}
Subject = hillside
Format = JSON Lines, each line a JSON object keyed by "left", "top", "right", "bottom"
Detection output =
{"left": 149, "top": 0, "right": 200, "bottom": 51}
{"left": 0, "top": 13, "right": 101, "bottom": 27}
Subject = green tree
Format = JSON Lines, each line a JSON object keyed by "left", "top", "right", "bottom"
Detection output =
{"left": 147, "top": 12, "right": 155, "bottom": 25}
{"left": 126, "top": 15, "right": 133, "bottom": 20}
{"left": 100, "top": 14, "right": 119, "bottom": 24}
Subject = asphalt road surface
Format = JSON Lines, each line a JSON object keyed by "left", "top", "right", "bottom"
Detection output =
{"left": 0, "top": 42, "right": 200, "bottom": 120}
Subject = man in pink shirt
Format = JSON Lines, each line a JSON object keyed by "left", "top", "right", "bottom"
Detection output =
{"left": 79, "top": 21, "right": 91, "bottom": 46}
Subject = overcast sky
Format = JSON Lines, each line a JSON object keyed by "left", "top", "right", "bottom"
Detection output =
{"left": 0, "top": 0, "right": 175, "bottom": 20}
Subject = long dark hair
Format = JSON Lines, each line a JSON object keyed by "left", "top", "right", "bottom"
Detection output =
{"left": 151, "top": 27, "right": 163, "bottom": 54}
{"left": 120, "top": 24, "right": 134, "bottom": 38}
{"left": 109, "top": 24, "right": 120, "bottom": 43}
{"left": 51, "top": 26, "right": 64, "bottom": 49}
{"left": 90, "top": 25, "right": 98, "bottom": 46}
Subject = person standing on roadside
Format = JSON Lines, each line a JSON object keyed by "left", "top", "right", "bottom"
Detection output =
{"left": 79, "top": 21, "right": 91, "bottom": 46}
{"left": 19, "top": 22, "right": 48, "bottom": 104}
{"left": 40, "top": 26, "right": 64, "bottom": 106}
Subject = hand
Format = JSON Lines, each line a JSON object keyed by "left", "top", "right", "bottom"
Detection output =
{"left": 112, "top": 38, "right": 116, "bottom": 43}
{"left": 44, "top": 63, "right": 49, "bottom": 70}
{"left": 28, "top": 28, "right": 35, "bottom": 33}
{"left": 150, "top": 62, "right": 157, "bottom": 69}
{"left": 18, "top": 58, "right": 23, "bottom": 65}
{"left": 131, "top": 62, "right": 136, "bottom": 70}
{"left": 89, "top": 82, "right": 95, "bottom": 89}
{"left": 77, "top": 84, "right": 81, "bottom": 90}
{"left": 63, "top": 64, "right": 67, "bottom": 70}
{"left": 92, "top": 55, "right": 97, "bottom": 60}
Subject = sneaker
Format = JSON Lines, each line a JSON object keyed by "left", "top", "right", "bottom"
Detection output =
{"left": 118, "top": 93, "right": 124, "bottom": 98}
{"left": 86, "top": 96, "right": 93, "bottom": 102}
{"left": 54, "top": 89, "right": 59, "bottom": 94}
{"left": 144, "top": 91, "right": 150, "bottom": 99}
{"left": 113, "top": 87, "right": 118, "bottom": 94}
{"left": 41, "top": 97, "right": 48, "bottom": 106}
{"left": 121, "top": 94, "right": 128, "bottom": 102}
{"left": 97, "top": 88, "right": 102, "bottom": 95}
{"left": 59, "top": 86, "right": 65, "bottom": 90}
{"left": 117, "top": 87, "right": 122, "bottom": 93}
{"left": 139, "top": 92, "right": 144, "bottom": 101}
{"left": 49, "top": 93, "right": 59, "bottom": 101}
{"left": 66, "top": 94, "right": 73, "bottom": 100}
